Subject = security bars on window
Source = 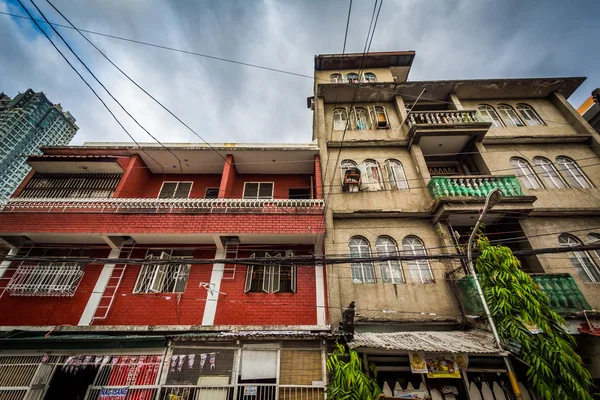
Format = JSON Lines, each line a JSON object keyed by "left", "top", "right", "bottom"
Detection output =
{"left": 244, "top": 251, "right": 297, "bottom": 293}
{"left": 20, "top": 173, "right": 121, "bottom": 198}
{"left": 6, "top": 263, "right": 84, "bottom": 296}
{"left": 133, "top": 253, "right": 191, "bottom": 293}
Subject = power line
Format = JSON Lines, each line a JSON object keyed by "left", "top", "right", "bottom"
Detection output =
{"left": 25, "top": 0, "right": 185, "bottom": 173}
{"left": 13, "top": 0, "right": 164, "bottom": 172}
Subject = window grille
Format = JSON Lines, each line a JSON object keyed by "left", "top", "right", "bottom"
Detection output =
{"left": 244, "top": 251, "right": 296, "bottom": 293}
{"left": 359, "top": 159, "right": 385, "bottom": 191}
{"left": 243, "top": 182, "right": 274, "bottom": 199}
{"left": 384, "top": 159, "right": 408, "bottom": 190}
{"left": 363, "top": 73, "right": 377, "bottom": 83}
{"left": 349, "top": 237, "right": 375, "bottom": 283}
{"left": 376, "top": 236, "right": 403, "bottom": 283}
{"left": 333, "top": 108, "right": 348, "bottom": 131}
{"left": 352, "top": 107, "right": 371, "bottom": 130}
{"left": 371, "top": 106, "right": 389, "bottom": 128}
{"left": 330, "top": 73, "right": 343, "bottom": 83}
{"left": 20, "top": 173, "right": 121, "bottom": 198}
{"left": 346, "top": 73, "right": 360, "bottom": 83}
{"left": 159, "top": 182, "right": 192, "bottom": 198}
{"left": 133, "top": 252, "right": 191, "bottom": 293}
{"left": 6, "top": 263, "right": 84, "bottom": 296}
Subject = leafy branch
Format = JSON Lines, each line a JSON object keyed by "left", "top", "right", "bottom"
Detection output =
{"left": 326, "top": 342, "right": 381, "bottom": 400}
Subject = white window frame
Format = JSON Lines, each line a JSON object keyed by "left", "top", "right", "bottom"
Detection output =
{"left": 242, "top": 182, "right": 274, "bottom": 199}
{"left": 384, "top": 159, "right": 408, "bottom": 190}
{"left": 556, "top": 156, "right": 593, "bottom": 189}
{"left": 133, "top": 251, "right": 191, "bottom": 293}
{"left": 346, "top": 73, "right": 360, "bottom": 84}
{"left": 516, "top": 104, "right": 545, "bottom": 126}
{"left": 588, "top": 233, "right": 600, "bottom": 260}
{"left": 333, "top": 108, "right": 349, "bottom": 131}
{"left": 244, "top": 251, "right": 297, "bottom": 293}
{"left": 349, "top": 237, "right": 375, "bottom": 284}
{"left": 158, "top": 181, "right": 193, "bottom": 199}
{"left": 371, "top": 106, "right": 390, "bottom": 129}
{"left": 359, "top": 159, "right": 385, "bottom": 191}
{"left": 559, "top": 234, "right": 600, "bottom": 283}
{"left": 497, "top": 104, "right": 525, "bottom": 127}
{"left": 510, "top": 157, "right": 543, "bottom": 189}
{"left": 363, "top": 73, "right": 377, "bottom": 83}
{"left": 6, "top": 262, "right": 85, "bottom": 297}
{"left": 477, "top": 105, "right": 504, "bottom": 128}
{"left": 376, "top": 236, "right": 404, "bottom": 284}
{"left": 340, "top": 160, "right": 360, "bottom": 192}
{"left": 330, "top": 73, "right": 343, "bottom": 83}
{"left": 352, "top": 107, "right": 372, "bottom": 130}
{"left": 533, "top": 157, "right": 567, "bottom": 188}
{"left": 402, "top": 236, "right": 434, "bottom": 284}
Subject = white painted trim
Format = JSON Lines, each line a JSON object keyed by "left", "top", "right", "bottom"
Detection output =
{"left": 202, "top": 249, "right": 226, "bottom": 326}
{"left": 78, "top": 248, "right": 121, "bottom": 326}
{"left": 315, "top": 263, "right": 326, "bottom": 326}
{"left": 242, "top": 182, "right": 274, "bottom": 199}
{"left": 0, "top": 248, "right": 18, "bottom": 280}
{"left": 157, "top": 181, "right": 193, "bottom": 198}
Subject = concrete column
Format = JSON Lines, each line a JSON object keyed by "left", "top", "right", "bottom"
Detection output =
{"left": 410, "top": 144, "right": 431, "bottom": 184}
{"left": 218, "top": 155, "right": 236, "bottom": 198}
{"left": 314, "top": 245, "right": 326, "bottom": 326}
{"left": 449, "top": 93, "right": 464, "bottom": 110}
{"left": 113, "top": 155, "right": 140, "bottom": 197}
{"left": 0, "top": 248, "right": 18, "bottom": 280}
{"left": 202, "top": 248, "right": 226, "bottom": 326}
{"left": 394, "top": 96, "right": 409, "bottom": 136}
{"left": 11, "top": 170, "right": 35, "bottom": 198}
{"left": 78, "top": 247, "right": 121, "bottom": 326}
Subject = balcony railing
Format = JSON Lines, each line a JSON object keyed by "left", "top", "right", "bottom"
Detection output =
{"left": 428, "top": 175, "right": 523, "bottom": 199}
{"left": 456, "top": 273, "right": 591, "bottom": 315}
{"left": 406, "top": 110, "right": 484, "bottom": 128}
{"left": 1, "top": 197, "right": 325, "bottom": 214}
{"left": 160, "top": 385, "right": 325, "bottom": 400}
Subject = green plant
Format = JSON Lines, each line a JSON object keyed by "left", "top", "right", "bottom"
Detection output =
{"left": 326, "top": 342, "right": 381, "bottom": 400}
{"left": 476, "top": 234, "right": 594, "bottom": 400}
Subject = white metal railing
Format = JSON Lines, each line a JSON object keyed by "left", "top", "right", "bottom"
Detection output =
{"left": 159, "top": 385, "right": 325, "bottom": 400}
{"left": 406, "top": 110, "right": 483, "bottom": 127}
{"left": 2, "top": 197, "right": 325, "bottom": 214}
{"left": 6, "top": 263, "right": 84, "bottom": 297}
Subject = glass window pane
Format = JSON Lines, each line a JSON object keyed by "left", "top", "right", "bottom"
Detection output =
{"left": 244, "top": 183, "right": 259, "bottom": 198}
{"left": 533, "top": 158, "right": 566, "bottom": 188}
{"left": 174, "top": 183, "right": 192, "bottom": 198}
{"left": 159, "top": 182, "right": 177, "bottom": 198}
{"left": 259, "top": 183, "right": 273, "bottom": 198}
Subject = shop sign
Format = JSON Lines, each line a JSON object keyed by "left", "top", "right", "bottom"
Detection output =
{"left": 426, "top": 355, "right": 461, "bottom": 379}
{"left": 408, "top": 352, "right": 427, "bottom": 374}
{"left": 243, "top": 386, "right": 257, "bottom": 396}
{"left": 99, "top": 388, "right": 128, "bottom": 400}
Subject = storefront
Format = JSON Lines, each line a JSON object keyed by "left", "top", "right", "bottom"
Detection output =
{"left": 349, "top": 329, "right": 536, "bottom": 400}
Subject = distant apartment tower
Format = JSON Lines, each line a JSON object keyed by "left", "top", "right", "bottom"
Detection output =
{"left": 0, "top": 89, "right": 78, "bottom": 199}
{"left": 578, "top": 88, "right": 600, "bottom": 134}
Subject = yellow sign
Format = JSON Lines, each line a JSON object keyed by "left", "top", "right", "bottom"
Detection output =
{"left": 426, "top": 356, "right": 461, "bottom": 379}
{"left": 408, "top": 351, "right": 427, "bottom": 374}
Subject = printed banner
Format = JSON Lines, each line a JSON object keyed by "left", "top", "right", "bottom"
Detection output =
{"left": 426, "top": 355, "right": 461, "bottom": 379}
{"left": 99, "top": 388, "right": 128, "bottom": 400}
{"left": 243, "top": 386, "right": 257, "bottom": 396}
{"left": 408, "top": 351, "right": 427, "bottom": 374}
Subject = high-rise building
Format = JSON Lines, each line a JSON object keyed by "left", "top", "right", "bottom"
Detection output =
{"left": 0, "top": 89, "right": 78, "bottom": 199}
{"left": 578, "top": 88, "right": 600, "bottom": 134}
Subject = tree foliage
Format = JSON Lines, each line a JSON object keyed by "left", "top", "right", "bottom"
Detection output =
{"left": 326, "top": 342, "right": 381, "bottom": 400}
{"left": 475, "top": 234, "right": 593, "bottom": 400}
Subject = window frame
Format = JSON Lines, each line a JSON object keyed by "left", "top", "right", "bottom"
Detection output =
{"left": 402, "top": 236, "right": 434, "bottom": 284}
{"left": 477, "top": 105, "right": 504, "bottom": 128}
{"left": 346, "top": 73, "right": 360, "bottom": 84}
{"left": 360, "top": 159, "right": 385, "bottom": 191}
{"left": 352, "top": 107, "right": 372, "bottom": 130}
{"left": 559, "top": 234, "right": 600, "bottom": 283}
{"left": 533, "top": 157, "right": 567, "bottom": 188}
{"left": 340, "top": 159, "right": 359, "bottom": 185}
{"left": 363, "top": 73, "right": 377, "bottom": 83}
{"left": 516, "top": 104, "right": 545, "bottom": 126}
{"left": 204, "top": 187, "right": 220, "bottom": 198}
{"left": 556, "top": 156, "right": 593, "bottom": 189}
{"left": 349, "top": 236, "right": 376, "bottom": 284}
{"left": 497, "top": 104, "right": 525, "bottom": 127}
{"left": 510, "top": 157, "right": 543, "bottom": 189}
{"left": 6, "top": 262, "right": 85, "bottom": 297}
{"left": 330, "top": 73, "right": 343, "bottom": 84}
{"left": 333, "top": 108, "right": 349, "bottom": 131}
{"left": 242, "top": 182, "right": 275, "bottom": 199}
{"left": 244, "top": 251, "right": 297, "bottom": 293}
{"left": 376, "top": 236, "right": 404, "bottom": 284}
{"left": 384, "top": 159, "right": 408, "bottom": 190}
{"left": 371, "top": 106, "right": 390, "bottom": 129}
{"left": 158, "top": 181, "right": 193, "bottom": 199}
{"left": 133, "top": 250, "right": 192, "bottom": 294}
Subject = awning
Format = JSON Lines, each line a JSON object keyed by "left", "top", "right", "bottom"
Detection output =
{"left": 348, "top": 330, "right": 500, "bottom": 354}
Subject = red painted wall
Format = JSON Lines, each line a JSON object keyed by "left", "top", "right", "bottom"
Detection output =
{"left": 0, "top": 248, "right": 110, "bottom": 326}
{"left": 114, "top": 155, "right": 152, "bottom": 198}
{"left": 96, "top": 247, "right": 216, "bottom": 326}
{"left": 218, "top": 155, "right": 236, "bottom": 199}
{"left": 230, "top": 174, "right": 313, "bottom": 199}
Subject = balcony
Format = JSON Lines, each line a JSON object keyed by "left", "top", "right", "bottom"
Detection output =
{"left": 428, "top": 176, "right": 523, "bottom": 199}
{"left": 456, "top": 273, "right": 591, "bottom": 315}
{"left": 405, "top": 110, "right": 492, "bottom": 148}
{"left": 1, "top": 197, "right": 325, "bottom": 215}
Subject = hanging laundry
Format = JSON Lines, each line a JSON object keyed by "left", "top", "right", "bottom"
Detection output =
{"left": 170, "top": 355, "right": 178, "bottom": 373}
{"left": 63, "top": 356, "right": 75, "bottom": 371}
{"left": 83, "top": 355, "right": 92, "bottom": 365}
{"left": 95, "top": 356, "right": 103, "bottom": 365}
{"left": 177, "top": 355, "right": 186, "bottom": 372}
{"left": 41, "top": 353, "right": 50, "bottom": 363}
{"left": 187, "top": 354, "right": 195, "bottom": 369}
{"left": 102, "top": 356, "right": 111, "bottom": 366}
{"left": 200, "top": 353, "right": 207, "bottom": 370}
{"left": 209, "top": 353, "right": 216, "bottom": 370}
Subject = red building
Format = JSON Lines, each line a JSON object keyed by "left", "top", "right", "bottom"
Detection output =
{"left": 0, "top": 143, "right": 329, "bottom": 400}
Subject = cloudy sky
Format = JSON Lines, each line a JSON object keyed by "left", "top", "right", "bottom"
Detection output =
{"left": 1, "top": 0, "right": 599, "bottom": 145}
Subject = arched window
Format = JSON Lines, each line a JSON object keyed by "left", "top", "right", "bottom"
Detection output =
{"left": 360, "top": 159, "right": 385, "bottom": 191}
{"left": 533, "top": 157, "right": 567, "bottom": 188}
{"left": 330, "top": 73, "right": 343, "bottom": 83}
{"left": 588, "top": 233, "right": 600, "bottom": 260}
{"left": 349, "top": 236, "right": 375, "bottom": 283}
{"left": 376, "top": 236, "right": 403, "bottom": 283}
{"left": 477, "top": 105, "right": 504, "bottom": 128}
{"left": 364, "top": 73, "right": 377, "bottom": 83}
{"left": 559, "top": 234, "right": 600, "bottom": 282}
{"left": 353, "top": 107, "right": 371, "bottom": 130}
{"left": 497, "top": 104, "right": 525, "bottom": 127}
{"left": 510, "top": 157, "right": 543, "bottom": 189}
{"left": 340, "top": 159, "right": 358, "bottom": 183}
{"left": 402, "top": 236, "right": 434, "bottom": 283}
{"left": 517, "top": 104, "right": 544, "bottom": 126}
{"left": 556, "top": 156, "right": 593, "bottom": 188}
{"left": 346, "top": 73, "right": 360, "bottom": 84}
{"left": 371, "top": 106, "right": 390, "bottom": 128}
{"left": 384, "top": 159, "right": 408, "bottom": 190}
{"left": 333, "top": 108, "right": 348, "bottom": 131}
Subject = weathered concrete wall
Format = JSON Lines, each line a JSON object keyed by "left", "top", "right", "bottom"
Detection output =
{"left": 315, "top": 68, "right": 395, "bottom": 86}
{"left": 325, "top": 217, "right": 460, "bottom": 326}
{"left": 519, "top": 217, "right": 600, "bottom": 310}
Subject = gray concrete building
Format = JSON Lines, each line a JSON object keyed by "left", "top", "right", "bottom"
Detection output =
{"left": 310, "top": 51, "right": 600, "bottom": 396}
{"left": 0, "top": 89, "right": 78, "bottom": 200}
